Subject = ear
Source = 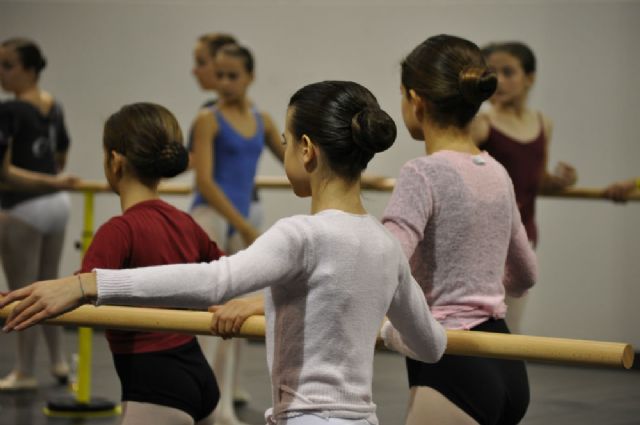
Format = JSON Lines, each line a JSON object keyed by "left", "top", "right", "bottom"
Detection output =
{"left": 109, "top": 150, "right": 126, "bottom": 177}
{"left": 299, "top": 134, "right": 317, "bottom": 171}
{"left": 408, "top": 89, "right": 426, "bottom": 123}
{"left": 524, "top": 72, "right": 536, "bottom": 90}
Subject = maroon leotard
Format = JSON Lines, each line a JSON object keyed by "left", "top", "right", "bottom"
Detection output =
{"left": 482, "top": 116, "right": 545, "bottom": 245}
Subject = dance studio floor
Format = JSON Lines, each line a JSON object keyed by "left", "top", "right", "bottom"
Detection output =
{"left": 0, "top": 328, "right": 638, "bottom": 425}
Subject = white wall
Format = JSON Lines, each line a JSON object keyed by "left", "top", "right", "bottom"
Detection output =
{"left": 1, "top": 0, "right": 639, "bottom": 347}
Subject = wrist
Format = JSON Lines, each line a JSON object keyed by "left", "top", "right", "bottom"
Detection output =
{"left": 78, "top": 272, "right": 98, "bottom": 304}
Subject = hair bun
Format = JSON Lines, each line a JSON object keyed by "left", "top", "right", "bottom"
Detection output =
{"left": 154, "top": 141, "right": 189, "bottom": 178}
{"left": 458, "top": 67, "right": 497, "bottom": 104}
{"left": 351, "top": 107, "right": 397, "bottom": 154}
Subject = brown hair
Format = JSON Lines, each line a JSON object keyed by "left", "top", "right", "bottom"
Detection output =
{"left": 401, "top": 34, "right": 497, "bottom": 128}
{"left": 198, "top": 33, "right": 237, "bottom": 57}
{"left": 103, "top": 103, "right": 188, "bottom": 185}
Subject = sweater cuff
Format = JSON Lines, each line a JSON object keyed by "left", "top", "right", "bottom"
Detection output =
{"left": 94, "top": 268, "right": 136, "bottom": 306}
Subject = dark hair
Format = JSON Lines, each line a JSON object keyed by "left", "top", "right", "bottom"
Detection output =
{"left": 401, "top": 34, "right": 497, "bottom": 128}
{"left": 2, "top": 38, "right": 47, "bottom": 76}
{"left": 217, "top": 44, "right": 254, "bottom": 73}
{"left": 288, "top": 81, "right": 396, "bottom": 180}
{"left": 482, "top": 41, "right": 536, "bottom": 75}
{"left": 103, "top": 103, "right": 188, "bottom": 183}
{"left": 199, "top": 33, "right": 237, "bottom": 57}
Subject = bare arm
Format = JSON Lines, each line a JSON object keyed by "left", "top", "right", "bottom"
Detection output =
{"left": 192, "top": 110, "right": 259, "bottom": 245}
{"left": 469, "top": 113, "right": 491, "bottom": 146}
{"left": 261, "top": 112, "right": 284, "bottom": 163}
{"left": 538, "top": 117, "right": 577, "bottom": 192}
{"left": 0, "top": 144, "right": 77, "bottom": 192}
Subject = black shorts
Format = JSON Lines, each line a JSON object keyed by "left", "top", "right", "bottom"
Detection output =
{"left": 406, "top": 319, "right": 529, "bottom": 425}
{"left": 113, "top": 339, "right": 219, "bottom": 422}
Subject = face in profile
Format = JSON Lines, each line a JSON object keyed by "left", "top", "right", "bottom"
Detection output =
{"left": 486, "top": 51, "right": 533, "bottom": 106}
{"left": 192, "top": 41, "right": 217, "bottom": 91}
{"left": 283, "top": 107, "right": 311, "bottom": 197}
{"left": 0, "top": 46, "right": 29, "bottom": 93}
{"left": 400, "top": 85, "right": 425, "bottom": 141}
{"left": 214, "top": 52, "right": 253, "bottom": 103}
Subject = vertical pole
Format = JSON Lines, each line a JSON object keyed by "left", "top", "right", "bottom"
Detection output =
{"left": 76, "top": 191, "right": 94, "bottom": 404}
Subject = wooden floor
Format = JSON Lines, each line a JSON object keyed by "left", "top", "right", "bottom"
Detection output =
{"left": 0, "top": 329, "right": 638, "bottom": 425}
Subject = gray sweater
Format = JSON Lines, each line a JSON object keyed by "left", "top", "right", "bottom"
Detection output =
{"left": 96, "top": 209, "right": 447, "bottom": 423}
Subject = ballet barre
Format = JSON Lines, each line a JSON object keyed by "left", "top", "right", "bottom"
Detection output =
{"left": 0, "top": 303, "right": 633, "bottom": 370}
{"left": 70, "top": 177, "right": 640, "bottom": 201}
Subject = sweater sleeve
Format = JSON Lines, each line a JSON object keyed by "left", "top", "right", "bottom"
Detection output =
{"left": 96, "top": 217, "right": 307, "bottom": 309}
{"left": 381, "top": 257, "right": 447, "bottom": 362}
{"left": 503, "top": 182, "right": 537, "bottom": 297}
{"left": 382, "top": 163, "right": 433, "bottom": 260}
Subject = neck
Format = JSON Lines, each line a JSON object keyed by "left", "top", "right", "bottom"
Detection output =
{"left": 117, "top": 177, "right": 159, "bottom": 212}
{"left": 310, "top": 174, "right": 366, "bottom": 215}
{"left": 15, "top": 84, "right": 39, "bottom": 101}
{"left": 219, "top": 97, "right": 250, "bottom": 112}
{"left": 492, "top": 96, "right": 528, "bottom": 117}
{"left": 422, "top": 122, "right": 480, "bottom": 155}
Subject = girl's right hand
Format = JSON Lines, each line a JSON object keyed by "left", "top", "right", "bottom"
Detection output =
{"left": 53, "top": 173, "right": 80, "bottom": 190}
{"left": 0, "top": 275, "right": 83, "bottom": 332}
{"left": 551, "top": 161, "right": 577, "bottom": 189}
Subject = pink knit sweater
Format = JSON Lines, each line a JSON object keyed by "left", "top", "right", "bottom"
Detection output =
{"left": 382, "top": 150, "right": 537, "bottom": 330}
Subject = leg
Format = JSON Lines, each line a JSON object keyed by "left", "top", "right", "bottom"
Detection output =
{"left": 38, "top": 230, "right": 70, "bottom": 381}
{"left": 505, "top": 294, "right": 528, "bottom": 334}
{"left": 212, "top": 339, "right": 247, "bottom": 425}
{"left": 0, "top": 216, "right": 43, "bottom": 388}
{"left": 191, "top": 206, "right": 247, "bottom": 425}
{"left": 405, "top": 387, "right": 479, "bottom": 425}
{"left": 196, "top": 410, "right": 215, "bottom": 425}
{"left": 121, "top": 401, "right": 194, "bottom": 425}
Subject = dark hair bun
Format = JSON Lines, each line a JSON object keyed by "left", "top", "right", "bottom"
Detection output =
{"left": 351, "top": 107, "right": 397, "bottom": 154}
{"left": 155, "top": 141, "right": 189, "bottom": 178}
{"left": 458, "top": 67, "right": 497, "bottom": 104}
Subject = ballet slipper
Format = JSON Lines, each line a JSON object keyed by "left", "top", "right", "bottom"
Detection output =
{"left": 51, "top": 362, "right": 70, "bottom": 385}
{"left": 0, "top": 371, "right": 38, "bottom": 391}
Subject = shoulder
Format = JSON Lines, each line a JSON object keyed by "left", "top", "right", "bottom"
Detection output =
{"left": 192, "top": 108, "right": 218, "bottom": 136}
{"left": 259, "top": 111, "right": 275, "bottom": 130}
{"left": 400, "top": 155, "right": 452, "bottom": 179}
{"left": 194, "top": 108, "right": 217, "bottom": 127}
{"left": 469, "top": 111, "right": 491, "bottom": 144}
{"left": 94, "top": 215, "right": 132, "bottom": 241}
{"left": 538, "top": 112, "right": 553, "bottom": 140}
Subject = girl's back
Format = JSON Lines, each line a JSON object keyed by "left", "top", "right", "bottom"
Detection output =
{"left": 82, "top": 199, "right": 223, "bottom": 353}
{"left": 384, "top": 151, "right": 534, "bottom": 329}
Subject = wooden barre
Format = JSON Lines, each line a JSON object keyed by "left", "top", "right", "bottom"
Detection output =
{"left": 70, "top": 177, "right": 640, "bottom": 201}
{"left": 0, "top": 303, "right": 633, "bottom": 369}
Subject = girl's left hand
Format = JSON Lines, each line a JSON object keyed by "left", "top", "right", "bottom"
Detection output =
{"left": 0, "top": 275, "right": 83, "bottom": 332}
{"left": 208, "top": 295, "right": 264, "bottom": 339}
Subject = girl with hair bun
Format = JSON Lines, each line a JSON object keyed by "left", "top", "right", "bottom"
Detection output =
{"left": 0, "top": 37, "right": 76, "bottom": 391}
{"left": 2, "top": 81, "right": 447, "bottom": 425}
{"left": 382, "top": 35, "right": 537, "bottom": 425}
{"left": 470, "top": 41, "right": 577, "bottom": 334}
{"left": 4, "top": 102, "right": 224, "bottom": 424}
{"left": 95, "top": 103, "right": 223, "bottom": 425}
